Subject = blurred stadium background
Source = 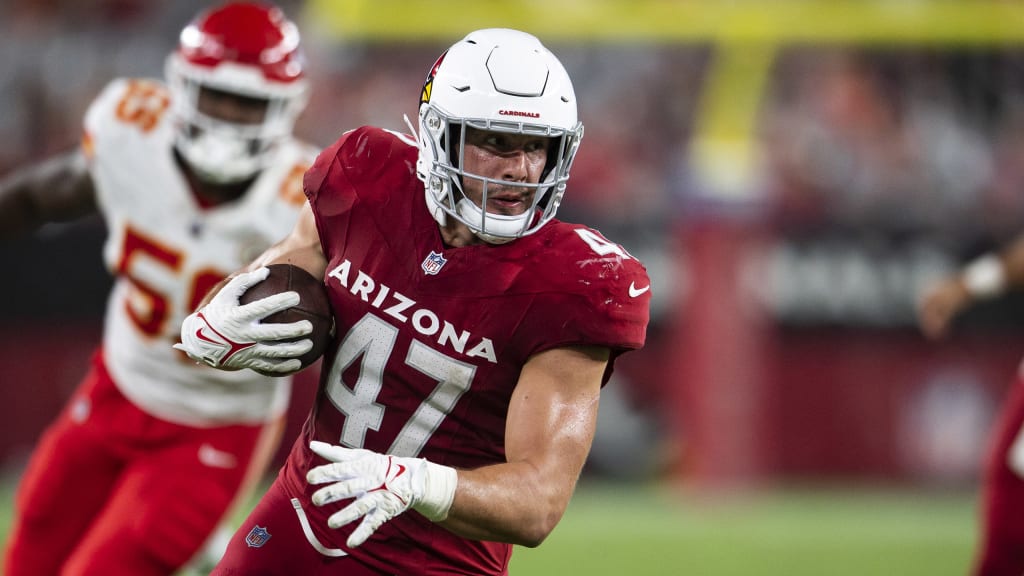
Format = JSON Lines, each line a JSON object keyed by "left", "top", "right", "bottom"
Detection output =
{"left": 7, "top": 0, "right": 1024, "bottom": 573}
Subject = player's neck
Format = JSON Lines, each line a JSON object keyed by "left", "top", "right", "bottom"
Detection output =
{"left": 439, "top": 221, "right": 485, "bottom": 248}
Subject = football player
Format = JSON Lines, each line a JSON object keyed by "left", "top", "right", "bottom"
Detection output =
{"left": 177, "top": 28, "right": 651, "bottom": 575}
{"left": 918, "top": 241, "right": 1024, "bottom": 576}
{"left": 0, "top": 3, "right": 318, "bottom": 575}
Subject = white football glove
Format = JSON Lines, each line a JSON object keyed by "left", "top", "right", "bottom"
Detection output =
{"left": 174, "top": 267, "right": 313, "bottom": 375}
{"left": 306, "top": 441, "right": 458, "bottom": 548}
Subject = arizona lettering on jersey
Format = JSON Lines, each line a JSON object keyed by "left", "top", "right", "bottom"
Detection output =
{"left": 276, "top": 126, "right": 650, "bottom": 574}
{"left": 83, "top": 78, "right": 319, "bottom": 425}
{"left": 326, "top": 258, "right": 498, "bottom": 363}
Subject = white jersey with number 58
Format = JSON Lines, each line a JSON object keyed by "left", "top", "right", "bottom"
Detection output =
{"left": 82, "top": 78, "right": 318, "bottom": 426}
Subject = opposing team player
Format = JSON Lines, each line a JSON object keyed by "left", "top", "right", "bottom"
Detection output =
{"left": 925, "top": 235, "right": 1024, "bottom": 569}
{"left": 176, "top": 28, "right": 651, "bottom": 575}
{"left": 0, "top": 3, "right": 318, "bottom": 574}
{"left": 919, "top": 240, "right": 1024, "bottom": 576}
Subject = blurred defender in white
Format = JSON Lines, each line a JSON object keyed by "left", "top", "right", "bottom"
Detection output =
{"left": 0, "top": 2, "right": 318, "bottom": 574}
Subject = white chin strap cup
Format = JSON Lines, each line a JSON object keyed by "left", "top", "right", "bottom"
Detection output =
{"left": 455, "top": 198, "right": 529, "bottom": 244}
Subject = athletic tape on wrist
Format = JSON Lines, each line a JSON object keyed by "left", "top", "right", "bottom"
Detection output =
{"left": 963, "top": 254, "right": 1007, "bottom": 298}
{"left": 414, "top": 461, "right": 458, "bottom": 522}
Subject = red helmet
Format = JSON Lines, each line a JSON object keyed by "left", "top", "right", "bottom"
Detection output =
{"left": 165, "top": 2, "right": 310, "bottom": 183}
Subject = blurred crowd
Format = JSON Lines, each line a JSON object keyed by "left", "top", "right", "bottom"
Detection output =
{"left": 5, "top": 2, "right": 1024, "bottom": 320}
{"left": 763, "top": 47, "right": 1024, "bottom": 246}
{"left": 758, "top": 47, "right": 1024, "bottom": 328}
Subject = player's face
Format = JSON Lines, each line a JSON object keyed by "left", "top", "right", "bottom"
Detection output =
{"left": 197, "top": 86, "right": 269, "bottom": 125}
{"left": 460, "top": 127, "right": 550, "bottom": 216}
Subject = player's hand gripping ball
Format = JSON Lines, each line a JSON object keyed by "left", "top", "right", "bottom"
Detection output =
{"left": 239, "top": 263, "right": 334, "bottom": 371}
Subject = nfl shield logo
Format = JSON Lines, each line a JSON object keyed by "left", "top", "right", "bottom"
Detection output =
{"left": 245, "top": 525, "right": 272, "bottom": 548}
{"left": 421, "top": 251, "right": 447, "bottom": 275}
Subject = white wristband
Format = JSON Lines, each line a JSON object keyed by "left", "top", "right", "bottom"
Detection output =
{"left": 414, "top": 461, "right": 458, "bottom": 522}
{"left": 963, "top": 254, "right": 1007, "bottom": 298}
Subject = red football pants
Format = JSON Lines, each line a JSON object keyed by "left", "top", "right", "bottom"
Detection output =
{"left": 212, "top": 474, "right": 388, "bottom": 576}
{"left": 974, "top": 370, "right": 1024, "bottom": 576}
{"left": 3, "top": 352, "right": 281, "bottom": 576}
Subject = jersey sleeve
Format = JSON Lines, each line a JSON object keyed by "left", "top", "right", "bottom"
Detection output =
{"left": 303, "top": 126, "right": 418, "bottom": 262}
{"left": 83, "top": 79, "right": 123, "bottom": 144}
{"left": 83, "top": 78, "right": 170, "bottom": 155}
{"left": 82, "top": 78, "right": 174, "bottom": 216}
{"left": 517, "top": 226, "right": 651, "bottom": 357}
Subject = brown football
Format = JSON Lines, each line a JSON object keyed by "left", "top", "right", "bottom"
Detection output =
{"left": 239, "top": 263, "right": 333, "bottom": 372}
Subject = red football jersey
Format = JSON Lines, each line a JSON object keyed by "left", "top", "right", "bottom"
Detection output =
{"left": 280, "top": 126, "right": 651, "bottom": 574}
{"left": 973, "top": 369, "right": 1024, "bottom": 576}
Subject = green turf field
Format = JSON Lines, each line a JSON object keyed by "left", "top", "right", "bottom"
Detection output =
{"left": 0, "top": 475, "right": 977, "bottom": 575}
{"left": 508, "top": 480, "right": 977, "bottom": 576}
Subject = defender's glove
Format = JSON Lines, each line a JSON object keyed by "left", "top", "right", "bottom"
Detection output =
{"left": 306, "top": 441, "right": 458, "bottom": 548}
{"left": 174, "top": 267, "right": 312, "bottom": 375}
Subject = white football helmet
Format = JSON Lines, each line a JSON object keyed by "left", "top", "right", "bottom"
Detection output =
{"left": 164, "top": 2, "right": 309, "bottom": 184}
{"left": 414, "top": 28, "right": 584, "bottom": 244}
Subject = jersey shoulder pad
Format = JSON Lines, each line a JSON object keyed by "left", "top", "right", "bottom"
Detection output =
{"left": 508, "top": 221, "right": 651, "bottom": 354}
{"left": 545, "top": 222, "right": 649, "bottom": 289}
{"left": 539, "top": 222, "right": 651, "bottom": 347}
{"left": 84, "top": 78, "right": 172, "bottom": 150}
{"left": 303, "top": 126, "right": 416, "bottom": 206}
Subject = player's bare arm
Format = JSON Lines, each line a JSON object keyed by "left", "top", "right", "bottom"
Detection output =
{"left": 998, "top": 233, "right": 1024, "bottom": 289}
{"left": 440, "top": 344, "right": 609, "bottom": 547}
{"left": 0, "top": 148, "right": 96, "bottom": 240}
{"left": 918, "top": 232, "right": 1024, "bottom": 339}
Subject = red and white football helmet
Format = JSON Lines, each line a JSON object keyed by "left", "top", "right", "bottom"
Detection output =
{"left": 413, "top": 28, "right": 584, "bottom": 244}
{"left": 165, "top": 1, "right": 309, "bottom": 184}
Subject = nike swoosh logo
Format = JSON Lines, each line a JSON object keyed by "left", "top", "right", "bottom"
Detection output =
{"left": 375, "top": 458, "right": 410, "bottom": 506}
{"left": 628, "top": 282, "right": 651, "bottom": 298}
{"left": 195, "top": 313, "right": 227, "bottom": 346}
{"left": 195, "top": 313, "right": 255, "bottom": 362}
{"left": 195, "top": 326, "right": 224, "bottom": 346}
{"left": 390, "top": 463, "right": 408, "bottom": 504}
